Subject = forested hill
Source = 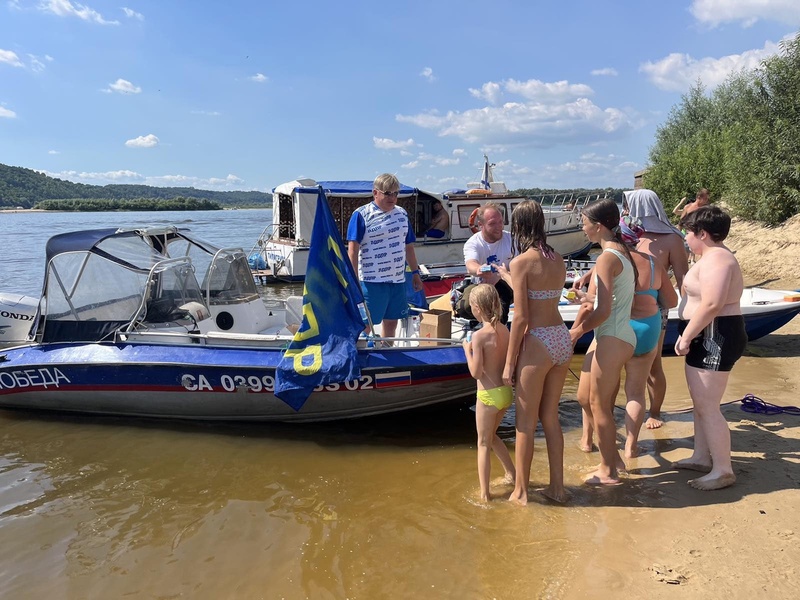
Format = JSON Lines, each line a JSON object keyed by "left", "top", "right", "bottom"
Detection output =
{"left": 0, "top": 163, "right": 272, "bottom": 208}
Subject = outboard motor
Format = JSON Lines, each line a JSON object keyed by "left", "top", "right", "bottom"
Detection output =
{"left": 0, "top": 293, "right": 39, "bottom": 347}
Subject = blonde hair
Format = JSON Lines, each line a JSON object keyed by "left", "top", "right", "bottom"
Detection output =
{"left": 470, "top": 283, "right": 503, "bottom": 325}
{"left": 373, "top": 173, "right": 400, "bottom": 193}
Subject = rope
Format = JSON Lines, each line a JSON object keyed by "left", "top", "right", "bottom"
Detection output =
{"left": 740, "top": 393, "right": 800, "bottom": 416}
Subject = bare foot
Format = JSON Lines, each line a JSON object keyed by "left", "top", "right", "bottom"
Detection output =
{"left": 579, "top": 442, "right": 597, "bottom": 453}
{"left": 584, "top": 469, "right": 621, "bottom": 486}
{"left": 508, "top": 488, "right": 528, "bottom": 506}
{"left": 671, "top": 459, "right": 713, "bottom": 473}
{"left": 541, "top": 485, "right": 569, "bottom": 503}
{"left": 689, "top": 472, "right": 736, "bottom": 491}
{"left": 480, "top": 491, "right": 492, "bottom": 502}
{"left": 624, "top": 443, "right": 645, "bottom": 459}
{"left": 645, "top": 414, "right": 664, "bottom": 429}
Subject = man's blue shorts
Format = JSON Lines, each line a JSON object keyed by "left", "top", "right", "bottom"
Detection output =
{"left": 361, "top": 281, "right": 409, "bottom": 323}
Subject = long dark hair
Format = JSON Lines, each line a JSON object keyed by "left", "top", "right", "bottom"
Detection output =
{"left": 511, "top": 200, "right": 555, "bottom": 257}
{"left": 582, "top": 199, "right": 639, "bottom": 282}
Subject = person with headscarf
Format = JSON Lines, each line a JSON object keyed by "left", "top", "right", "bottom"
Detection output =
{"left": 623, "top": 189, "right": 689, "bottom": 429}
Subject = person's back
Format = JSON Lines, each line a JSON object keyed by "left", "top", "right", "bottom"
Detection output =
{"left": 515, "top": 247, "right": 566, "bottom": 328}
{"left": 637, "top": 232, "right": 688, "bottom": 289}
{"left": 473, "top": 321, "right": 509, "bottom": 391}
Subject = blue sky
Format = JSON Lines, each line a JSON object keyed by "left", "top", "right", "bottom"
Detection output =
{"left": 1, "top": 1, "right": 798, "bottom": 194}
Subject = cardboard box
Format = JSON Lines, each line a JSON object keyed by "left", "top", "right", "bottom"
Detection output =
{"left": 419, "top": 309, "right": 451, "bottom": 346}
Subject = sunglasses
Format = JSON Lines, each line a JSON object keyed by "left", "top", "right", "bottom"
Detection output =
{"left": 377, "top": 189, "right": 399, "bottom": 197}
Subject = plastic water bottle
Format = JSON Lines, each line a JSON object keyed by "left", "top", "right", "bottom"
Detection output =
{"left": 466, "top": 331, "right": 473, "bottom": 342}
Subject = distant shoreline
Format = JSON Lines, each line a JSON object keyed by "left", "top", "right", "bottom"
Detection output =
{"left": 0, "top": 207, "right": 268, "bottom": 214}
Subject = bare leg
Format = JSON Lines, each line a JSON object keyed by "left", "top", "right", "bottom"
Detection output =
{"left": 540, "top": 363, "right": 569, "bottom": 502}
{"left": 684, "top": 366, "right": 736, "bottom": 490}
{"left": 381, "top": 318, "right": 398, "bottom": 344}
{"left": 476, "top": 400, "right": 499, "bottom": 501}
{"left": 646, "top": 328, "right": 667, "bottom": 429}
{"left": 577, "top": 345, "right": 595, "bottom": 452}
{"left": 624, "top": 349, "right": 657, "bottom": 458}
{"left": 585, "top": 337, "right": 632, "bottom": 485}
{"left": 509, "top": 337, "right": 549, "bottom": 506}
{"left": 492, "top": 408, "right": 515, "bottom": 483}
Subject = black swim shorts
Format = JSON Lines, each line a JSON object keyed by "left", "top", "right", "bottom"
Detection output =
{"left": 678, "top": 315, "right": 747, "bottom": 372}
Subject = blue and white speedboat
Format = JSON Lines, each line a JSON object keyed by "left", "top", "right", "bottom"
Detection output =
{"left": 0, "top": 225, "right": 473, "bottom": 422}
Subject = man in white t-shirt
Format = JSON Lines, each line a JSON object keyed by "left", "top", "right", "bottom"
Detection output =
{"left": 347, "top": 173, "right": 423, "bottom": 339}
{"left": 462, "top": 202, "right": 514, "bottom": 322}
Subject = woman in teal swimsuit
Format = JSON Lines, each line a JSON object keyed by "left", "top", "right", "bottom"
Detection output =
{"left": 622, "top": 228, "right": 678, "bottom": 459}
{"left": 569, "top": 199, "right": 637, "bottom": 485}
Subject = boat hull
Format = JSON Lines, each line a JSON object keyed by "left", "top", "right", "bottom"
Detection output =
{"left": 0, "top": 342, "right": 474, "bottom": 422}
{"left": 561, "top": 288, "right": 800, "bottom": 353}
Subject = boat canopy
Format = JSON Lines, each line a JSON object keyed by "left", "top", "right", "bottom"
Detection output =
{"left": 35, "top": 227, "right": 257, "bottom": 343}
{"left": 270, "top": 179, "right": 442, "bottom": 244}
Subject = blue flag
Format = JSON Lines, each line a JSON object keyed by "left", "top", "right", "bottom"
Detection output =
{"left": 275, "top": 188, "right": 367, "bottom": 410}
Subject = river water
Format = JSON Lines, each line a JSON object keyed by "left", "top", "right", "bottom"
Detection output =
{"left": 0, "top": 209, "right": 789, "bottom": 598}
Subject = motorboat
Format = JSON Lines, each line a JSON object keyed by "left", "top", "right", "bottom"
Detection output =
{"left": 249, "top": 157, "right": 595, "bottom": 282}
{"left": 0, "top": 225, "right": 474, "bottom": 422}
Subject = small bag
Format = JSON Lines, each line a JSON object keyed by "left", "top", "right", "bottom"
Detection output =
{"left": 451, "top": 279, "right": 477, "bottom": 320}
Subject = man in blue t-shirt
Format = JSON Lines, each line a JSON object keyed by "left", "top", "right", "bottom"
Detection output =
{"left": 347, "top": 173, "right": 423, "bottom": 339}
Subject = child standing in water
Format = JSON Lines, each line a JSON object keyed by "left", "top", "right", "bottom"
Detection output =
{"left": 463, "top": 284, "right": 516, "bottom": 501}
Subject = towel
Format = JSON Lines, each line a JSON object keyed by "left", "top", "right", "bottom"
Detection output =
{"left": 623, "top": 189, "right": 682, "bottom": 236}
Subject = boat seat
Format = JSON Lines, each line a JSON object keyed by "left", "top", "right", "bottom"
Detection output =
{"left": 285, "top": 296, "right": 304, "bottom": 328}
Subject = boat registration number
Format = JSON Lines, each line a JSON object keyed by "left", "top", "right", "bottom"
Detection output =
{"left": 180, "top": 373, "right": 374, "bottom": 393}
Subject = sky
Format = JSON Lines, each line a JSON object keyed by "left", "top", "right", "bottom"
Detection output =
{"left": 1, "top": 1, "right": 799, "bottom": 194}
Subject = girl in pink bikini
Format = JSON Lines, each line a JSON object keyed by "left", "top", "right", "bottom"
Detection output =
{"left": 501, "top": 200, "right": 571, "bottom": 504}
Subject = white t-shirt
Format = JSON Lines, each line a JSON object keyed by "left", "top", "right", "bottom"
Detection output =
{"left": 463, "top": 231, "right": 514, "bottom": 269}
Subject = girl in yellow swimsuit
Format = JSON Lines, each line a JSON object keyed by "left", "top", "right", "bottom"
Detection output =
{"left": 463, "top": 284, "right": 516, "bottom": 501}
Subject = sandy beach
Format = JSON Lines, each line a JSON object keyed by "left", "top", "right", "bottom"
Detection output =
{"left": 568, "top": 215, "right": 800, "bottom": 598}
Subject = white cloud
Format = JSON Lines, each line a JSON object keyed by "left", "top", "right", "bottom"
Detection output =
{"left": 417, "top": 152, "right": 460, "bottom": 167}
{"left": 505, "top": 79, "right": 594, "bottom": 102}
{"left": 28, "top": 54, "right": 47, "bottom": 72}
{"left": 44, "top": 169, "right": 248, "bottom": 189}
{"left": 537, "top": 153, "right": 643, "bottom": 188}
{"left": 39, "top": 0, "right": 119, "bottom": 25}
{"left": 106, "top": 78, "right": 141, "bottom": 94}
{"left": 398, "top": 97, "right": 636, "bottom": 148}
{"left": 125, "top": 134, "right": 159, "bottom": 148}
{"left": 640, "top": 39, "right": 781, "bottom": 92}
{"left": 122, "top": 6, "right": 143, "bottom": 20}
{"left": 469, "top": 78, "right": 593, "bottom": 105}
{"left": 691, "top": 0, "right": 800, "bottom": 27}
{"left": 0, "top": 49, "right": 24, "bottom": 67}
{"left": 591, "top": 67, "right": 618, "bottom": 77}
{"left": 373, "top": 137, "right": 417, "bottom": 150}
{"left": 469, "top": 82, "right": 502, "bottom": 104}
{"left": 0, "top": 106, "right": 17, "bottom": 118}
{"left": 208, "top": 174, "right": 244, "bottom": 186}
{"left": 401, "top": 161, "right": 420, "bottom": 169}
{"left": 420, "top": 67, "right": 436, "bottom": 82}
{"left": 191, "top": 109, "right": 221, "bottom": 116}
{"left": 452, "top": 148, "right": 466, "bottom": 157}
{"left": 249, "top": 73, "right": 267, "bottom": 83}
{"left": 48, "top": 149, "right": 60, "bottom": 154}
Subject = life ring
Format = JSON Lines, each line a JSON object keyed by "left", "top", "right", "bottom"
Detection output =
{"left": 468, "top": 208, "right": 480, "bottom": 233}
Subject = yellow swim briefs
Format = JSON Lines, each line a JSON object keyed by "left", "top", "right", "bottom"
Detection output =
{"left": 476, "top": 385, "right": 513, "bottom": 410}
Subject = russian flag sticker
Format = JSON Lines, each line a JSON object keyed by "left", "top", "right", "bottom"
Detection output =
{"left": 375, "top": 371, "right": 412, "bottom": 388}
